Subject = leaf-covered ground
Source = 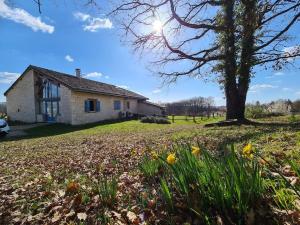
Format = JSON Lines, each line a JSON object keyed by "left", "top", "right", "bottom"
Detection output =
{"left": 0, "top": 117, "right": 299, "bottom": 224}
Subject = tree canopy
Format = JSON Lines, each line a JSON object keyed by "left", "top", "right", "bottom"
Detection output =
{"left": 110, "top": 0, "right": 300, "bottom": 120}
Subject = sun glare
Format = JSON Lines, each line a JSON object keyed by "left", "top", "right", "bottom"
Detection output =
{"left": 152, "top": 20, "right": 163, "bottom": 33}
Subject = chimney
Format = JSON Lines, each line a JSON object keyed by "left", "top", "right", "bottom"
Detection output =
{"left": 75, "top": 68, "right": 81, "bottom": 78}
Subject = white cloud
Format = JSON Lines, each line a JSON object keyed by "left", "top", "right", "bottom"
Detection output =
{"left": 104, "top": 75, "right": 109, "bottom": 79}
{"left": 83, "top": 18, "right": 113, "bottom": 32}
{"left": 283, "top": 46, "right": 300, "bottom": 61}
{"left": 250, "top": 84, "right": 278, "bottom": 91}
{"left": 116, "top": 85, "right": 129, "bottom": 89}
{"left": 65, "top": 55, "right": 74, "bottom": 62}
{"left": 73, "top": 12, "right": 90, "bottom": 21}
{"left": 274, "top": 72, "right": 284, "bottom": 76}
{"left": 0, "top": 72, "right": 20, "bottom": 84}
{"left": 266, "top": 72, "right": 284, "bottom": 78}
{"left": 0, "top": 0, "right": 54, "bottom": 33}
{"left": 84, "top": 72, "right": 102, "bottom": 78}
{"left": 283, "top": 46, "right": 300, "bottom": 54}
{"left": 152, "top": 89, "right": 161, "bottom": 94}
{"left": 296, "top": 91, "right": 300, "bottom": 95}
{"left": 74, "top": 11, "right": 113, "bottom": 32}
{"left": 282, "top": 87, "right": 292, "bottom": 91}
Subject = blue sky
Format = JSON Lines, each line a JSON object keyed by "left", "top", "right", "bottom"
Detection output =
{"left": 0, "top": 0, "right": 299, "bottom": 105}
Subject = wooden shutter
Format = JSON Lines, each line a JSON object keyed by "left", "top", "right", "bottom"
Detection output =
{"left": 84, "top": 100, "right": 89, "bottom": 112}
{"left": 96, "top": 100, "right": 100, "bottom": 112}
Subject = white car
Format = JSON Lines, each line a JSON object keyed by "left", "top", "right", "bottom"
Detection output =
{"left": 0, "top": 119, "right": 10, "bottom": 136}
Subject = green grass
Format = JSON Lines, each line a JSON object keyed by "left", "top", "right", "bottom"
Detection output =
{"left": 168, "top": 115, "right": 223, "bottom": 124}
{"left": 0, "top": 115, "right": 299, "bottom": 224}
{"left": 2, "top": 117, "right": 223, "bottom": 141}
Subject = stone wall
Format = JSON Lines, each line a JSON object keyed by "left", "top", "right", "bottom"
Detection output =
{"left": 70, "top": 91, "right": 139, "bottom": 125}
{"left": 57, "top": 85, "right": 72, "bottom": 123}
{"left": 6, "top": 70, "right": 36, "bottom": 123}
{"left": 137, "top": 102, "right": 164, "bottom": 116}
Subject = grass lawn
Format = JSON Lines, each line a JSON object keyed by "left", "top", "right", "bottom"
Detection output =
{"left": 6, "top": 116, "right": 223, "bottom": 140}
{"left": 0, "top": 116, "right": 299, "bottom": 224}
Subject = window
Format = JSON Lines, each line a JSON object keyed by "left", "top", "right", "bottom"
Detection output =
{"left": 85, "top": 99, "right": 100, "bottom": 112}
{"left": 127, "top": 101, "right": 130, "bottom": 109}
{"left": 39, "top": 78, "right": 60, "bottom": 117}
{"left": 89, "top": 100, "right": 96, "bottom": 112}
{"left": 114, "top": 100, "right": 121, "bottom": 110}
{"left": 42, "top": 79, "right": 60, "bottom": 99}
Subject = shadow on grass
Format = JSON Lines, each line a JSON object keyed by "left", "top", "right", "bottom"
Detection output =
{"left": 205, "top": 118, "right": 300, "bottom": 128}
{"left": 3, "top": 118, "right": 137, "bottom": 142}
{"left": 215, "top": 123, "right": 300, "bottom": 152}
{"left": 182, "top": 119, "right": 300, "bottom": 153}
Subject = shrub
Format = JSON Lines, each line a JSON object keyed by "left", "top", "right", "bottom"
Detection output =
{"left": 0, "top": 113, "right": 7, "bottom": 120}
{"left": 155, "top": 117, "right": 171, "bottom": 124}
{"left": 288, "top": 114, "right": 300, "bottom": 123}
{"left": 245, "top": 105, "right": 284, "bottom": 119}
{"left": 140, "top": 116, "right": 156, "bottom": 123}
{"left": 140, "top": 116, "right": 171, "bottom": 124}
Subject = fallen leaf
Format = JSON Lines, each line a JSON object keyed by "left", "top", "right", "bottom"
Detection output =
{"left": 77, "top": 212, "right": 87, "bottom": 221}
{"left": 51, "top": 212, "right": 61, "bottom": 223}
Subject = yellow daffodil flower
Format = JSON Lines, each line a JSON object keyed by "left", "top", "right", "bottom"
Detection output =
{"left": 242, "top": 143, "right": 254, "bottom": 159}
{"left": 167, "top": 153, "right": 176, "bottom": 165}
{"left": 191, "top": 146, "right": 200, "bottom": 156}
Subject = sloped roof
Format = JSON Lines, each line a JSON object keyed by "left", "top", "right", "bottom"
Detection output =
{"left": 143, "top": 101, "right": 165, "bottom": 109}
{"left": 4, "top": 65, "right": 147, "bottom": 100}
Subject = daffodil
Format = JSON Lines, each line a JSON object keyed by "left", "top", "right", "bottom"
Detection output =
{"left": 242, "top": 143, "right": 254, "bottom": 159}
{"left": 167, "top": 153, "right": 176, "bottom": 165}
{"left": 191, "top": 146, "right": 200, "bottom": 156}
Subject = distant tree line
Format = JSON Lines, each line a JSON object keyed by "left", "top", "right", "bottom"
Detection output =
{"left": 164, "top": 98, "right": 300, "bottom": 119}
{"left": 164, "top": 97, "right": 223, "bottom": 117}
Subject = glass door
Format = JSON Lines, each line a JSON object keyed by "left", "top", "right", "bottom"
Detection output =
{"left": 40, "top": 79, "right": 60, "bottom": 123}
{"left": 45, "top": 101, "right": 58, "bottom": 122}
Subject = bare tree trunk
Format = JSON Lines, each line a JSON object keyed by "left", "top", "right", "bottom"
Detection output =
{"left": 237, "top": 0, "right": 257, "bottom": 121}
{"left": 223, "top": 0, "right": 245, "bottom": 121}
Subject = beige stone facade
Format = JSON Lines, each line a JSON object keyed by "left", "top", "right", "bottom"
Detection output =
{"left": 70, "top": 91, "right": 139, "bottom": 125}
{"left": 138, "top": 102, "right": 164, "bottom": 116}
{"left": 6, "top": 70, "right": 36, "bottom": 123}
{"left": 5, "top": 68, "right": 164, "bottom": 125}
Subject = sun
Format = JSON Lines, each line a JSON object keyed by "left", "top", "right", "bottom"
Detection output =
{"left": 152, "top": 20, "right": 163, "bottom": 33}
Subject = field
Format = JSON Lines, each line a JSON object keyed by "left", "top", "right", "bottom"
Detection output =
{"left": 0, "top": 116, "right": 300, "bottom": 224}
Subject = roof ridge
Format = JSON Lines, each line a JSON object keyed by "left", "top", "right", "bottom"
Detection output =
{"left": 26, "top": 65, "right": 147, "bottom": 100}
{"left": 30, "top": 65, "right": 129, "bottom": 91}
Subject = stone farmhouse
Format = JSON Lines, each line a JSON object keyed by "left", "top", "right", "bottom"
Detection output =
{"left": 4, "top": 65, "right": 164, "bottom": 125}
